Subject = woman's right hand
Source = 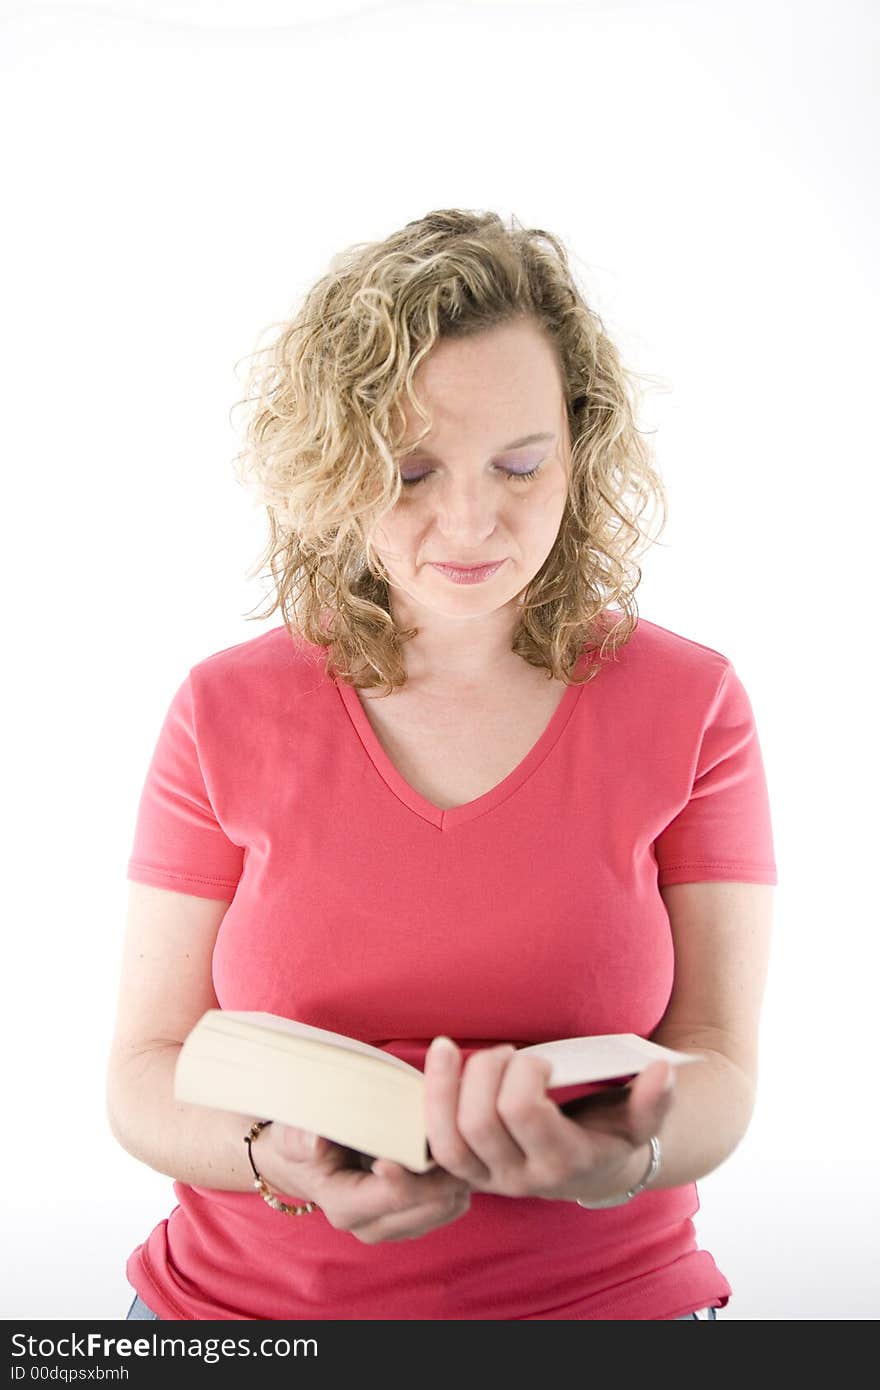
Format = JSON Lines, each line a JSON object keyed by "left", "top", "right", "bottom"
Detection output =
{"left": 254, "top": 1120, "right": 472, "bottom": 1243}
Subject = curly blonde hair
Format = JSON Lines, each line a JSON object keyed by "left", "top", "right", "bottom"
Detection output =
{"left": 230, "top": 208, "right": 668, "bottom": 694}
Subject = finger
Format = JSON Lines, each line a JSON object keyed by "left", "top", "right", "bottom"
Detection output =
{"left": 350, "top": 1182, "right": 472, "bottom": 1243}
{"left": 370, "top": 1159, "right": 409, "bottom": 1180}
{"left": 623, "top": 1063, "right": 676, "bottom": 1145}
{"left": 344, "top": 1162, "right": 471, "bottom": 1242}
{"left": 367, "top": 1159, "right": 470, "bottom": 1203}
{"left": 274, "top": 1125, "right": 321, "bottom": 1162}
{"left": 293, "top": 1133, "right": 366, "bottom": 1175}
{"left": 455, "top": 1045, "right": 533, "bottom": 1177}
{"left": 317, "top": 1156, "right": 467, "bottom": 1229}
{"left": 424, "top": 1037, "right": 493, "bottom": 1185}
{"left": 494, "top": 1055, "right": 588, "bottom": 1180}
{"left": 636, "top": 1061, "right": 676, "bottom": 1106}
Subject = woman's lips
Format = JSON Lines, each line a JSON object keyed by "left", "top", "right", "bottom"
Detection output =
{"left": 428, "top": 560, "right": 507, "bottom": 585}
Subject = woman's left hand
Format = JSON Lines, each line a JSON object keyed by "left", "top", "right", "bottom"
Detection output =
{"left": 383, "top": 1037, "right": 675, "bottom": 1203}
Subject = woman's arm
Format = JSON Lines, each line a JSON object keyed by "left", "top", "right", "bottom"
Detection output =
{"left": 108, "top": 1040, "right": 267, "bottom": 1191}
{"left": 105, "top": 882, "right": 260, "bottom": 1190}
{"left": 641, "top": 879, "right": 775, "bottom": 1188}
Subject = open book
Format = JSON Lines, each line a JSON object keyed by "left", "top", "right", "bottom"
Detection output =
{"left": 174, "top": 1011, "right": 701, "bottom": 1173}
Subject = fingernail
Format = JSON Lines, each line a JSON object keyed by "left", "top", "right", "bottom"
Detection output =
{"left": 430, "top": 1036, "right": 456, "bottom": 1067}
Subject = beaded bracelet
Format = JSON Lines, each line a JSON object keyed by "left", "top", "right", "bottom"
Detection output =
{"left": 243, "top": 1120, "right": 321, "bottom": 1216}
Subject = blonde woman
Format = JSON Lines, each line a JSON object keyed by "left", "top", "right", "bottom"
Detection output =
{"left": 107, "top": 209, "right": 776, "bottom": 1321}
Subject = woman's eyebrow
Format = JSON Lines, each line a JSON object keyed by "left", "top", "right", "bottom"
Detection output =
{"left": 404, "top": 431, "right": 556, "bottom": 460}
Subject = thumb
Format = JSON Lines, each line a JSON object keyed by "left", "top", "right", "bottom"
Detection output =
{"left": 642, "top": 1060, "right": 675, "bottom": 1098}
{"left": 631, "top": 1063, "right": 675, "bottom": 1134}
{"left": 276, "top": 1124, "right": 324, "bottom": 1163}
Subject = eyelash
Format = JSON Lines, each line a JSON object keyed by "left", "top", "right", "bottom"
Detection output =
{"left": 400, "top": 464, "right": 543, "bottom": 488}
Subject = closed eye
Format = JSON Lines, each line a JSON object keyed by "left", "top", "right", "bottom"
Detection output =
{"left": 400, "top": 463, "right": 544, "bottom": 488}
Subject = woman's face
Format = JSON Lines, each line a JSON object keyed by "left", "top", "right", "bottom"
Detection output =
{"left": 370, "top": 317, "right": 571, "bottom": 621}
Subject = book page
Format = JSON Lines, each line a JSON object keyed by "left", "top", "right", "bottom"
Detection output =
{"left": 518, "top": 1034, "right": 701, "bottom": 1088}
{"left": 217, "top": 1012, "right": 422, "bottom": 1075}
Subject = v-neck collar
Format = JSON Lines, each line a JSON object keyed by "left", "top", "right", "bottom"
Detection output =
{"left": 334, "top": 650, "right": 590, "bottom": 831}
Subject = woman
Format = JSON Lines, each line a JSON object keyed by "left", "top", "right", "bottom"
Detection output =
{"left": 107, "top": 208, "right": 775, "bottom": 1321}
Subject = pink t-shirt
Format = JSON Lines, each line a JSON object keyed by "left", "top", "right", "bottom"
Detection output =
{"left": 123, "top": 614, "right": 777, "bottom": 1320}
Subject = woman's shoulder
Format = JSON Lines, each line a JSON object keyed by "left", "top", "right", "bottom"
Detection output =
{"left": 597, "top": 612, "right": 733, "bottom": 695}
{"left": 188, "top": 623, "right": 327, "bottom": 698}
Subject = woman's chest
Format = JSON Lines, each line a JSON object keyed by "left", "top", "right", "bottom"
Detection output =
{"left": 212, "top": 664, "right": 677, "bottom": 1037}
{"left": 357, "top": 673, "right": 572, "bottom": 811}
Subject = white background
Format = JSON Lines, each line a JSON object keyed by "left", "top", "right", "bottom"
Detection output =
{"left": 2, "top": 0, "right": 877, "bottom": 1322}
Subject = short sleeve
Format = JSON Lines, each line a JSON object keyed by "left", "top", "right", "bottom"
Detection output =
{"left": 654, "top": 663, "right": 778, "bottom": 887}
{"left": 126, "top": 672, "right": 245, "bottom": 900}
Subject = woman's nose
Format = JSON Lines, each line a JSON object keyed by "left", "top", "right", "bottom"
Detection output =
{"left": 431, "top": 478, "right": 500, "bottom": 536}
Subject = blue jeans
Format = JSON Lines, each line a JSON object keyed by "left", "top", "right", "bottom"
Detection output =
{"left": 124, "top": 1292, "right": 717, "bottom": 1321}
